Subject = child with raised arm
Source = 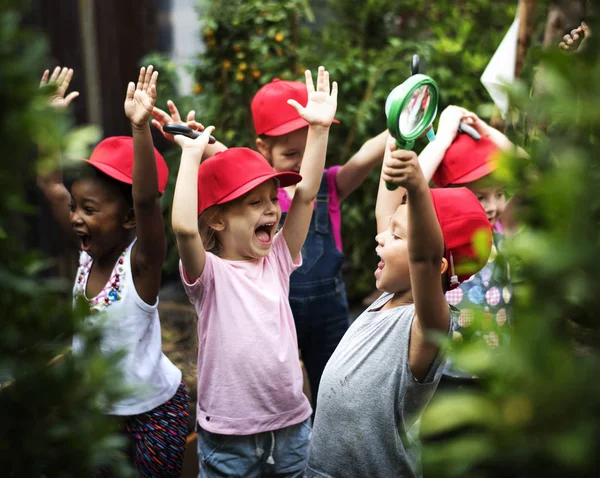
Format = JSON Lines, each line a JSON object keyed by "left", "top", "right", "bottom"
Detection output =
{"left": 307, "top": 137, "right": 492, "bottom": 478}
{"left": 37, "top": 66, "right": 188, "bottom": 477}
{"left": 418, "top": 105, "right": 522, "bottom": 385}
{"left": 153, "top": 81, "right": 387, "bottom": 411}
{"left": 171, "top": 67, "right": 337, "bottom": 477}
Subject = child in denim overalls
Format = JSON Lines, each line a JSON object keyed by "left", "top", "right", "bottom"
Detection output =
{"left": 252, "top": 79, "right": 387, "bottom": 409}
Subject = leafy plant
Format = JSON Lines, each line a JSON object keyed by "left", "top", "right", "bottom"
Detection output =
{"left": 421, "top": 26, "right": 600, "bottom": 477}
{"left": 0, "top": 7, "right": 134, "bottom": 476}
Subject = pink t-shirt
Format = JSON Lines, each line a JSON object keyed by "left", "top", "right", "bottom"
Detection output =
{"left": 179, "top": 231, "right": 312, "bottom": 435}
{"left": 278, "top": 166, "right": 343, "bottom": 252}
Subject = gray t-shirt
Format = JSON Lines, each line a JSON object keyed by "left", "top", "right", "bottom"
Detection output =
{"left": 307, "top": 292, "right": 451, "bottom": 478}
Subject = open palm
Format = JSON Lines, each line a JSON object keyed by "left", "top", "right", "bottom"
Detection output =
{"left": 289, "top": 67, "right": 338, "bottom": 128}
{"left": 125, "top": 66, "right": 158, "bottom": 127}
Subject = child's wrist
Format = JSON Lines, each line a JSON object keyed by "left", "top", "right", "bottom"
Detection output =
{"left": 131, "top": 121, "right": 150, "bottom": 132}
{"left": 308, "top": 123, "right": 332, "bottom": 134}
{"left": 180, "top": 149, "right": 203, "bottom": 165}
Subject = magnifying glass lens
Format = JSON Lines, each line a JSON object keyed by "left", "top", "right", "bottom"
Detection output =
{"left": 399, "top": 85, "right": 430, "bottom": 135}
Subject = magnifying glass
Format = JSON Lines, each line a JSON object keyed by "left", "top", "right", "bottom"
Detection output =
{"left": 384, "top": 74, "right": 439, "bottom": 190}
{"left": 410, "top": 55, "right": 480, "bottom": 142}
{"left": 163, "top": 124, "right": 216, "bottom": 144}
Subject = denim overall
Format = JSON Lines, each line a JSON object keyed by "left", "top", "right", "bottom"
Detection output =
{"left": 280, "top": 173, "right": 350, "bottom": 412}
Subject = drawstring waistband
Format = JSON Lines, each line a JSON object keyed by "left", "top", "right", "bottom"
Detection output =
{"left": 254, "top": 431, "right": 276, "bottom": 465}
{"left": 266, "top": 431, "right": 275, "bottom": 465}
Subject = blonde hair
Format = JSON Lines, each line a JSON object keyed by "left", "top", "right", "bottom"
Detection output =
{"left": 198, "top": 203, "right": 230, "bottom": 256}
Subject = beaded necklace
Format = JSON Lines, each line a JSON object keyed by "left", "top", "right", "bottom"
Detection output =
{"left": 74, "top": 245, "right": 129, "bottom": 314}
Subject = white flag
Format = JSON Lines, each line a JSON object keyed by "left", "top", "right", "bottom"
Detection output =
{"left": 481, "top": 11, "right": 520, "bottom": 118}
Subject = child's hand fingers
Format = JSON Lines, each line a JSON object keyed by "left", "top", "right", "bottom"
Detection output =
{"left": 57, "top": 68, "right": 73, "bottom": 96}
{"left": 173, "top": 134, "right": 189, "bottom": 148}
{"left": 151, "top": 119, "right": 163, "bottom": 131}
{"left": 55, "top": 67, "right": 69, "bottom": 87}
{"left": 64, "top": 91, "right": 80, "bottom": 106}
{"left": 304, "top": 69, "right": 315, "bottom": 94}
{"left": 287, "top": 99, "right": 304, "bottom": 115}
{"left": 143, "top": 65, "right": 154, "bottom": 91}
{"left": 390, "top": 149, "right": 417, "bottom": 162}
{"left": 149, "top": 71, "right": 159, "bottom": 94}
{"left": 331, "top": 81, "right": 338, "bottom": 102}
{"left": 49, "top": 66, "right": 61, "bottom": 83}
{"left": 186, "top": 110, "right": 195, "bottom": 123}
{"left": 152, "top": 106, "right": 171, "bottom": 124}
{"left": 40, "top": 70, "right": 49, "bottom": 87}
{"left": 148, "top": 84, "right": 157, "bottom": 104}
{"left": 187, "top": 120, "right": 205, "bottom": 132}
{"left": 126, "top": 82, "right": 136, "bottom": 102}
{"left": 316, "top": 66, "right": 326, "bottom": 92}
{"left": 136, "top": 67, "right": 146, "bottom": 91}
{"left": 198, "top": 126, "right": 215, "bottom": 141}
{"left": 167, "top": 100, "right": 182, "bottom": 122}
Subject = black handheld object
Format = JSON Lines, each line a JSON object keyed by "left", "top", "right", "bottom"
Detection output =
{"left": 411, "top": 55, "right": 420, "bottom": 76}
{"left": 163, "top": 124, "right": 216, "bottom": 144}
{"left": 458, "top": 122, "right": 481, "bottom": 140}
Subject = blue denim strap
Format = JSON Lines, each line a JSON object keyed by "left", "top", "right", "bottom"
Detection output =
{"left": 315, "top": 172, "right": 329, "bottom": 234}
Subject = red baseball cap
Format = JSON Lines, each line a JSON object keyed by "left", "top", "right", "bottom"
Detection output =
{"left": 430, "top": 188, "right": 493, "bottom": 289}
{"left": 251, "top": 78, "right": 339, "bottom": 136}
{"left": 197, "top": 147, "right": 302, "bottom": 215}
{"left": 432, "top": 134, "right": 500, "bottom": 187}
{"left": 81, "top": 136, "right": 169, "bottom": 194}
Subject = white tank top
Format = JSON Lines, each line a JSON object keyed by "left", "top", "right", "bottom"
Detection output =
{"left": 72, "top": 239, "right": 181, "bottom": 416}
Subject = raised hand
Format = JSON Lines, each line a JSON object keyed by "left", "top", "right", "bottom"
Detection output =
{"left": 460, "top": 110, "right": 493, "bottom": 138}
{"left": 381, "top": 139, "right": 424, "bottom": 193}
{"left": 125, "top": 66, "right": 159, "bottom": 128}
{"left": 40, "top": 67, "right": 80, "bottom": 110}
{"left": 288, "top": 66, "right": 337, "bottom": 128}
{"left": 152, "top": 99, "right": 206, "bottom": 142}
{"left": 174, "top": 125, "right": 216, "bottom": 156}
{"left": 559, "top": 22, "right": 591, "bottom": 52}
{"left": 436, "top": 105, "right": 469, "bottom": 145}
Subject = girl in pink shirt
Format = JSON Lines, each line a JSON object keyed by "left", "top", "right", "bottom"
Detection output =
{"left": 171, "top": 67, "right": 338, "bottom": 477}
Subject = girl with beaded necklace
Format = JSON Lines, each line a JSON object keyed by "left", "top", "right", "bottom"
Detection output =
{"left": 37, "top": 66, "right": 188, "bottom": 476}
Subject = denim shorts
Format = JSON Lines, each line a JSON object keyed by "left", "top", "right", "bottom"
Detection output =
{"left": 197, "top": 418, "right": 311, "bottom": 477}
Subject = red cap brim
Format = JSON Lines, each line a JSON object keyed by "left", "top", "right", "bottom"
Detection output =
{"left": 451, "top": 161, "right": 497, "bottom": 185}
{"left": 216, "top": 171, "right": 302, "bottom": 205}
{"left": 262, "top": 117, "right": 340, "bottom": 136}
{"left": 79, "top": 159, "right": 133, "bottom": 185}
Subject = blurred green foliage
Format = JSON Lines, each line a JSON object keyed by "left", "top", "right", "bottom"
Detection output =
{"left": 0, "top": 7, "right": 134, "bottom": 477}
{"left": 421, "top": 24, "right": 600, "bottom": 477}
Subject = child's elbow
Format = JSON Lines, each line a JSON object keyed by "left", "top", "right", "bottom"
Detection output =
{"left": 172, "top": 221, "right": 199, "bottom": 239}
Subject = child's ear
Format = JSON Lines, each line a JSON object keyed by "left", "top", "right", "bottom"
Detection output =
{"left": 256, "top": 137, "right": 271, "bottom": 161}
{"left": 123, "top": 208, "right": 136, "bottom": 230}
{"left": 440, "top": 257, "right": 448, "bottom": 275}
{"left": 209, "top": 216, "right": 226, "bottom": 232}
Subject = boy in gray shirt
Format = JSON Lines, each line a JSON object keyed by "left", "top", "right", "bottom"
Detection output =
{"left": 307, "top": 137, "right": 493, "bottom": 478}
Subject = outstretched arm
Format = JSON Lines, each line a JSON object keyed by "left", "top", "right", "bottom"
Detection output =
{"left": 171, "top": 127, "right": 216, "bottom": 283}
{"left": 385, "top": 146, "right": 449, "bottom": 380}
{"left": 37, "top": 67, "right": 80, "bottom": 238}
{"left": 282, "top": 67, "right": 337, "bottom": 260}
{"left": 152, "top": 99, "right": 227, "bottom": 159}
{"left": 334, "top": 130, "right": 387, "bottom": 201}
{"left": 124, "top": 65, "right": 166, "bottom": 304}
